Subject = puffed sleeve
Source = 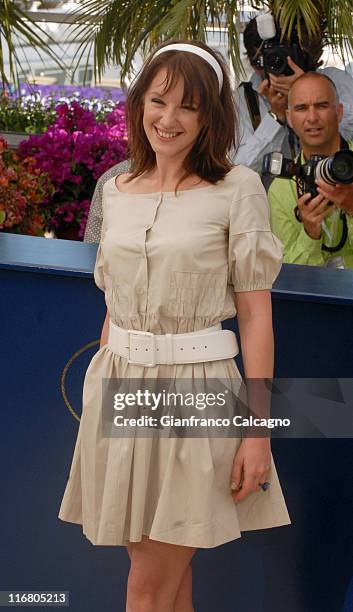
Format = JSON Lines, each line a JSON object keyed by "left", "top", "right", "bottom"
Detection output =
{"left": 228, "top": 169, "right": 283, "bottom": 292}
{"left": 93, "top": 194, "right": 107, "bottom": 292}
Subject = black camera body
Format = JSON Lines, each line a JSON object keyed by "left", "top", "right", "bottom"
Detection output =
{"left": 253, "top": 12, "right": 310, "bottom": 77}
{"left": 261, "top": 41, "right": 309, "bottom": 76}
{"left": 262, "top": 150, "right": 353, "bottom": 198}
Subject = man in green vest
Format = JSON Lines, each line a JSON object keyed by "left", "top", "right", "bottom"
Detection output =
{"left": 268, "top": 72, "right": 353, "bottom": 268}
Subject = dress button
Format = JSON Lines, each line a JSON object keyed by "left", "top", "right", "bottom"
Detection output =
{"left": 136, "top": 288, "right": 145, "bottom": 294}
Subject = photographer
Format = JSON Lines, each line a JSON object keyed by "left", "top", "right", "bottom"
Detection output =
{"left": 268, "top": 72, "right": 353, "bottom": 268}
{"left": 234, "top": 16, "right": 353, "bottom": 173}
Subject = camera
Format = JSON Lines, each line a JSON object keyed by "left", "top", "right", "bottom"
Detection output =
{"left": 261, "top": 42, "right": 309, "bottom": 77}
{"left": 262, "top": 150, "right": 353, "bottom": 197}
{"left": 253, "top": 12, "right": 310, "bottom": 76}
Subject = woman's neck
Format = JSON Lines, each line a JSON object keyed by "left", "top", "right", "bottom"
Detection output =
{"left": 145, "top": 158, "right": 198, "bottom": 191}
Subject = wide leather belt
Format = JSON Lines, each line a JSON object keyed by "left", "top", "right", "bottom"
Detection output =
{"left": 107, "top": 320, "right": 239, "bottom": 367}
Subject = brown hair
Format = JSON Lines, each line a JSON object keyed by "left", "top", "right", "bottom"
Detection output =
{"left": 125, "top": 39, "right": 238, "bottom": 192}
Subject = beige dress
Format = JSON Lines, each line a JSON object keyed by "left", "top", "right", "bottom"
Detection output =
{"left": 58, "top": 164, "right": 291, "bottom": 547}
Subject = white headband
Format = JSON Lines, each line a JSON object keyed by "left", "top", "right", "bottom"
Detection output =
{"left": 152, "top": 43, "right": 223, "bottom": 93}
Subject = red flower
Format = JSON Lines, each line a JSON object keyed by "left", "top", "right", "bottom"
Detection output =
{"left": 0, "top": 139, "right": 54, "bottom": 235}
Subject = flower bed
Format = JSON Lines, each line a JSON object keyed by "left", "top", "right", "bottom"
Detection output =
{"left": 1, "top": 83, "right": 126, "bottom": 134}
{"left": 0, "top": 138, "right": 54, "bottom": 236}
{"left": 18, "top": 100, "right": 127, "bottom": 239}
{"left": 17, "top": 83, "right": 126, "bottom": 104}
{"left": 0, "top": 91, "right": 127, "bottom": 240}
{"left": 0, "top": 91, "right": 57, "bottom": 134}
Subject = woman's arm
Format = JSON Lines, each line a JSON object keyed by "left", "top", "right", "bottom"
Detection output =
{"left": 235, "top": 289, "right": 274, "bottom": 377}
{"left": 100, "top": 310, "right": 110, "bottom": 348}
{"left": 230, "top": 289, "right": 273, "bottom": 503}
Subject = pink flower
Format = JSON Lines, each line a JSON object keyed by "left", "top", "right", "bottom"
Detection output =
{"left": 17, "top": 100, "right": 127, "bottom": 238}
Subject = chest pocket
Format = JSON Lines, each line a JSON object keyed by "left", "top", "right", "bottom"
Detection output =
{"left": 167, "top": 269, "right": 228, "bottom": 318}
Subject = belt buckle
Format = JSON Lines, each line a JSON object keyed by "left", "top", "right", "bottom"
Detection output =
{"left": 126, "top": 329, "right": 157, "bottom": 367}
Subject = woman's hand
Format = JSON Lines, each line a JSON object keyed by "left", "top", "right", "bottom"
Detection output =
{"left": 230, "top": 438, "right": 271, "bottom": 503}
{"left": 232, "top": 291, "right": 273, "bottom": 502}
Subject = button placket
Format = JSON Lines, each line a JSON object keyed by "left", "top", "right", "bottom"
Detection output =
{"left": 145, "top": 193, "right": 163, "bottom": 232}
{"left": 143, "top": 194, "right": 164, "bottom": 314}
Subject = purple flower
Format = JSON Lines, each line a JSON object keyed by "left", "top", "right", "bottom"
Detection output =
{"left": 14, "top": 83, "right": 126, "bottom": 104}
{"left": 18, "top": 100, "right": 127, "bottom": 238}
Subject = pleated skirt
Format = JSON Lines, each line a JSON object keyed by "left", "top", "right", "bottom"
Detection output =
{"left": 58, "top": 345, "right": 291, "bottom": 548}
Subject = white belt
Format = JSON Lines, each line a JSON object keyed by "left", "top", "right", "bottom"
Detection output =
{"left": 107, "top": 320, "right": 239, "bottom": 367}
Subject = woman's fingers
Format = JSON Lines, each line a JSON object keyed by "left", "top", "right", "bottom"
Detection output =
{"left": 232, "top": 471, "right": 268, "bottom": 503}
{"left": 232, "top": 477, "right": 255, "bottom": 502}
{"left": 230, "top": 440, "right": 271, "bottom": 503}
{"left": 230, "top": 458, "right": 243, "bottom": 494}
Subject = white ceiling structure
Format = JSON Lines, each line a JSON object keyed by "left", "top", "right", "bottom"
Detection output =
{"left": 3, "top": 1, "right": 353, "bottom": 88}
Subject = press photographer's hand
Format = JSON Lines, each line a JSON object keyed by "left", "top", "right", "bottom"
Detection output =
{"left": 269, "top": 57, "right": 305, "bottom": 95}
{"left": 258, "top": 79, "right": 287, "bottom": 123}
{"left": 316, "top": 180, "right": 353, "bottom": 215}
{"left": 298, "top": 192, "right": 333, "bottom": 240}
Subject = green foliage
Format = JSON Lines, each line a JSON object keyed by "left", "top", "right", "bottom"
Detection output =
{"left": 69, "top": 0, "right": 353, "bottom": 83}
{"left": 0, "top": 92, "right": 57, "bottom": 133}
{"left": 0, "top": 0, "right": 67, "bottom": 88}
{"left": 1, "top": 1, "right": 352, "bottom": 92}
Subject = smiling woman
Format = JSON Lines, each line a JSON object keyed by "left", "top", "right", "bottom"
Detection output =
{"left": 58, "top": 38, "right": 290, "bottom": 612}
{"left": 143, "top": 71, "right": 202, "bottom": 155}
{"left": 124, "top": 40, "right": 238, "bottom": 194}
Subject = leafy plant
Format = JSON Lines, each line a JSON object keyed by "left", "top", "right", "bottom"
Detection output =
{"left": 0, "top": 0, "right": 67, "bottom": 88}
{"left": 18, "top": 100, "right": 127, "bottom": 238}
{"left": 0, "top": 91, "right": 57, "bottom": 133}
{"left": 69, "top": 0, "right": 353, "bottom": 82}
{"left": 0, "top": 136, "right": 54, "bottom": 235}
{"left": 0, "top": 85, "right": 125, "bottom": 133}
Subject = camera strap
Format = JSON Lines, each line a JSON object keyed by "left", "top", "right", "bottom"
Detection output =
{"left": 294, "top": 136, "right": 349, "bottom": 253}
{"left": 288, "top": 128, "right": 298, "bottom": 161}
{"left": 240, "top": 82, "right": 261, "bottom": 131}
{"left": 241, "top": 81, "right": 275, "bottom": 191}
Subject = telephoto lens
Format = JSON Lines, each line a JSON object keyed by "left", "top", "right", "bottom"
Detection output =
{"left": 316, "top": 150, "right": 353, "bottom": 185}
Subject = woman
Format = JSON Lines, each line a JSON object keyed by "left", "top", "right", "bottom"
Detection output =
{"left": 59, "top": 40, "right": 291, "bottom": 612}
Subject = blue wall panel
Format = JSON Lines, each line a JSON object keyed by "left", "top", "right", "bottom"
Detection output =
{"left": 1, "top": 234, "right": 352, "bottom": 612}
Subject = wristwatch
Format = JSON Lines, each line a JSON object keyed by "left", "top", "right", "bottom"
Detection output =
{"left": 268, "top": 110, "right": 285, "bottom": 126}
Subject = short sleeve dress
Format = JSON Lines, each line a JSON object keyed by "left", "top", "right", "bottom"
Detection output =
{"left": 58, "top": 164, "right": 291, "bottom": 548}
